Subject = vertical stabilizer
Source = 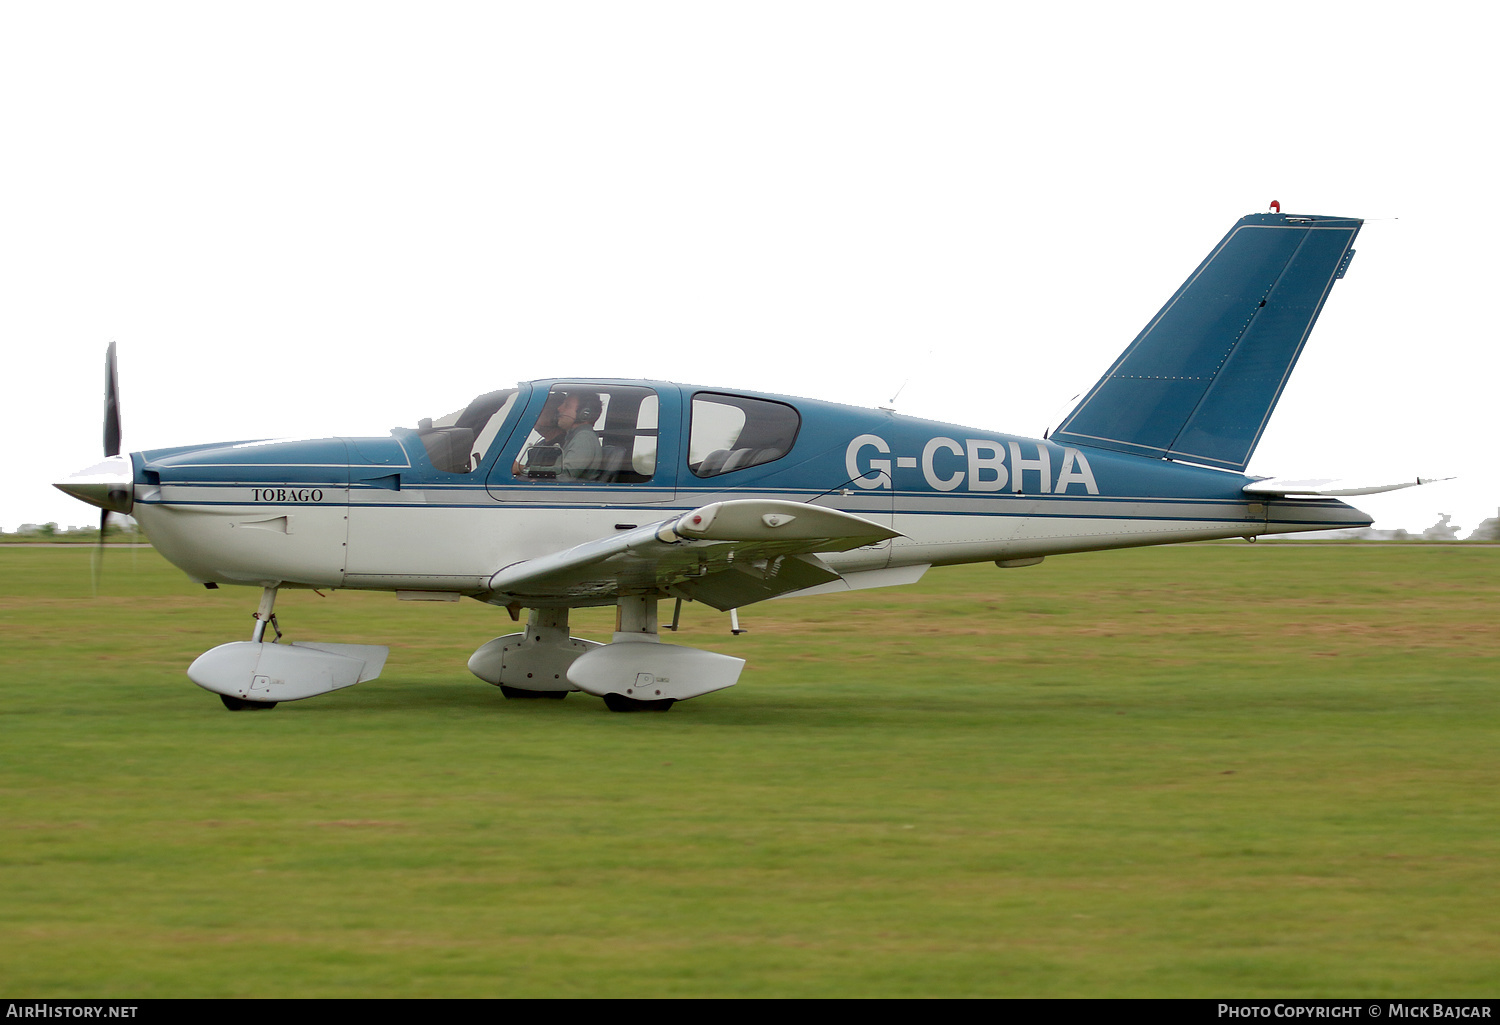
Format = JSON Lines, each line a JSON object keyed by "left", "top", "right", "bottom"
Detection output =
{"left": 1050, "top": 212, "right": 1361, "bottom": 471}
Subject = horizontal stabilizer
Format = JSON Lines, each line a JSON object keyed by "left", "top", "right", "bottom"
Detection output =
{"left": 1244, "top": 476, "right": 1447, "bottom": 499}
{"left": 1051, "top": 213, "right": 1362, "bottom": 471}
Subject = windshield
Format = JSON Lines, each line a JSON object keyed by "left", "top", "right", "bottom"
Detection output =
{"left": 410, "top": 388, "right": 520, "bottom": 474}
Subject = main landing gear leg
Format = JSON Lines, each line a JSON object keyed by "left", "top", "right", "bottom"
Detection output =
{"left": 501, "top": 608, "right": 575, "bottom": 699}
{"left": 467, "top": 607, "right": 599, "bottom": 698}
{"left": 603, "top": 596, "right": 674, "bottom": 712}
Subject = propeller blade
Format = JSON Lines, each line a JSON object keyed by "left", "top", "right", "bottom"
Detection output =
{"left": 95, "top": 343, "right": 123, "bottom": 593}
{"left": 103, "top": 341, "right": 121, "bottom": 458}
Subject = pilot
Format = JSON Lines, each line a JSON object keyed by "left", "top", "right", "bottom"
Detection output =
{"left": 512, "top": 391, "right": 567, "bottom": 477}
{"left": 553, "top": 390, "right": 603, "bottom": 481}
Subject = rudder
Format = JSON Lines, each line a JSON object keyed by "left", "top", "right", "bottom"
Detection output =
{"left": 1050, "top": 212, "right": 1361, "bottom": 471}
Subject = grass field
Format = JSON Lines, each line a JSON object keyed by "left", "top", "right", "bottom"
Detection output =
{"left": 1, "top": 544, "right": 1497, "bottom": 997}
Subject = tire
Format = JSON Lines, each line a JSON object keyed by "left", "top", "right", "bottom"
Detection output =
{"left": 499, "top": 685, "right": 569, "bottom": 700}
{"left": 602, "top": 693, "right": 676, "bottom": 712}
{"left": 220, "top": 694, "right": 278, "bottom": 711}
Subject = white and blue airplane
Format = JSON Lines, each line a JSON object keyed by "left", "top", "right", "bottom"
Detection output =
{"left": 57, "top": 210, "right": 1433, "bottom": 712}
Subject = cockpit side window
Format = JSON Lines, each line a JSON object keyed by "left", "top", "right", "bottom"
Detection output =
{"left": 414, "top": 389, "right": 519, "bottom": 474}
{"left": 689, "top": 393, "right": 800, "bottom": 477}
{"left": 512, "top": 385, "right": 659, "bottom": 484}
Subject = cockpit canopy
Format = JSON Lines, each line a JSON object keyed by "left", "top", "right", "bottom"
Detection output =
{"left": 410, "top": 383, "right": 802, "bottom": 482}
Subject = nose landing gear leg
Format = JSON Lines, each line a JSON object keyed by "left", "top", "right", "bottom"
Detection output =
{"left": 221, "top": 586, "right": 281, "bottom": 711}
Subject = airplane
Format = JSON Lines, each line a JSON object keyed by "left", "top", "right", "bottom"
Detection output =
{"left": 55, "top": 209, "right": 1436, "bottom": 713}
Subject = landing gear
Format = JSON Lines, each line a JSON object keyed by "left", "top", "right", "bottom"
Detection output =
{"left": 188, "top": 584, "right": 390, "bottom": 708}
{"left": 220, "top": 694, "right": 278, "bottom": 711}
{"left": 468, "top": 608, "right": 598, "bottom": 696}
{"left": 472, "top": 597, "right": 745, "bottom": 712}
{"left": 569, "top": 594, "right": 745, "bottom": 712}
{"left": 250, "top": 585, "right": 280, "bottom": 643}
{"left": 217, "top": 586, "right": 282, "bottom": 712}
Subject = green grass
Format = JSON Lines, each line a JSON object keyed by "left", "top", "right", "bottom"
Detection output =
{"left": 1, "top": 544, "right": 1497, "bottom": 996}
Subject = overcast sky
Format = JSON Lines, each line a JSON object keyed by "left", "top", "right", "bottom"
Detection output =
{"left": 4, "top": 2, "right": 1495, "bottom": 535}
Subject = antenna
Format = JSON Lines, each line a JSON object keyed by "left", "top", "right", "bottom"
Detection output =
{"left": 879, "top": 379, "right": 909, "bottom": 413}
{"left": 879, "top": 346, "right": 935, "bottom": 412}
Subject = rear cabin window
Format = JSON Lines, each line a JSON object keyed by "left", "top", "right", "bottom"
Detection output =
{"left": 689, "top": 393, "right": 800, "bottom": 478}
{"left": 512, "top": 385, "right": 659, "bottom": 484}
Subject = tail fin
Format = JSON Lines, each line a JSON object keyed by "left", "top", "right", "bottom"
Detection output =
{"left": 1049, "top": 212, "right": 1362, "bottom": 472}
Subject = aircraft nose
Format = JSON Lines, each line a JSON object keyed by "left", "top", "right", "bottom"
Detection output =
{"left": 55, "top": 454, "right": 135, "bottom": 514}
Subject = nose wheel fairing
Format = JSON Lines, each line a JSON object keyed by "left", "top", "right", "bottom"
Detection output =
{"left": 189, "top": 639, "right": 390, "bottom": 703}
{"left": 187, "top": 585, "right": 389, "bottom": 706}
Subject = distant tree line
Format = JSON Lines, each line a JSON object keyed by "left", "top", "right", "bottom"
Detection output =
{"left": 0, "top": 517, "right": 143, "bottom": 543}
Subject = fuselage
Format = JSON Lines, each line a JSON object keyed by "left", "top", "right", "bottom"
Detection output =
{"left": 127, "top": 379, "right": 1372, "bottom": 597}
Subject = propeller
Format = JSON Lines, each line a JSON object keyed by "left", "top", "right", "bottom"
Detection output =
{"left": 96, "top": 343, "right": 122, "bottom": 582}
{"left": 54, "top": 344, "right": 135, "bottom": 589}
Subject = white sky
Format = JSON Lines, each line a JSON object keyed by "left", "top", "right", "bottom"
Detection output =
{"left": 4, "top": 2, "right": 1495, "bottom": 534}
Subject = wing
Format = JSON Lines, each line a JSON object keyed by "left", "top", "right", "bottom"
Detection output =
{"left": 485, "top": 500, "right": 902, "bottom": 611}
